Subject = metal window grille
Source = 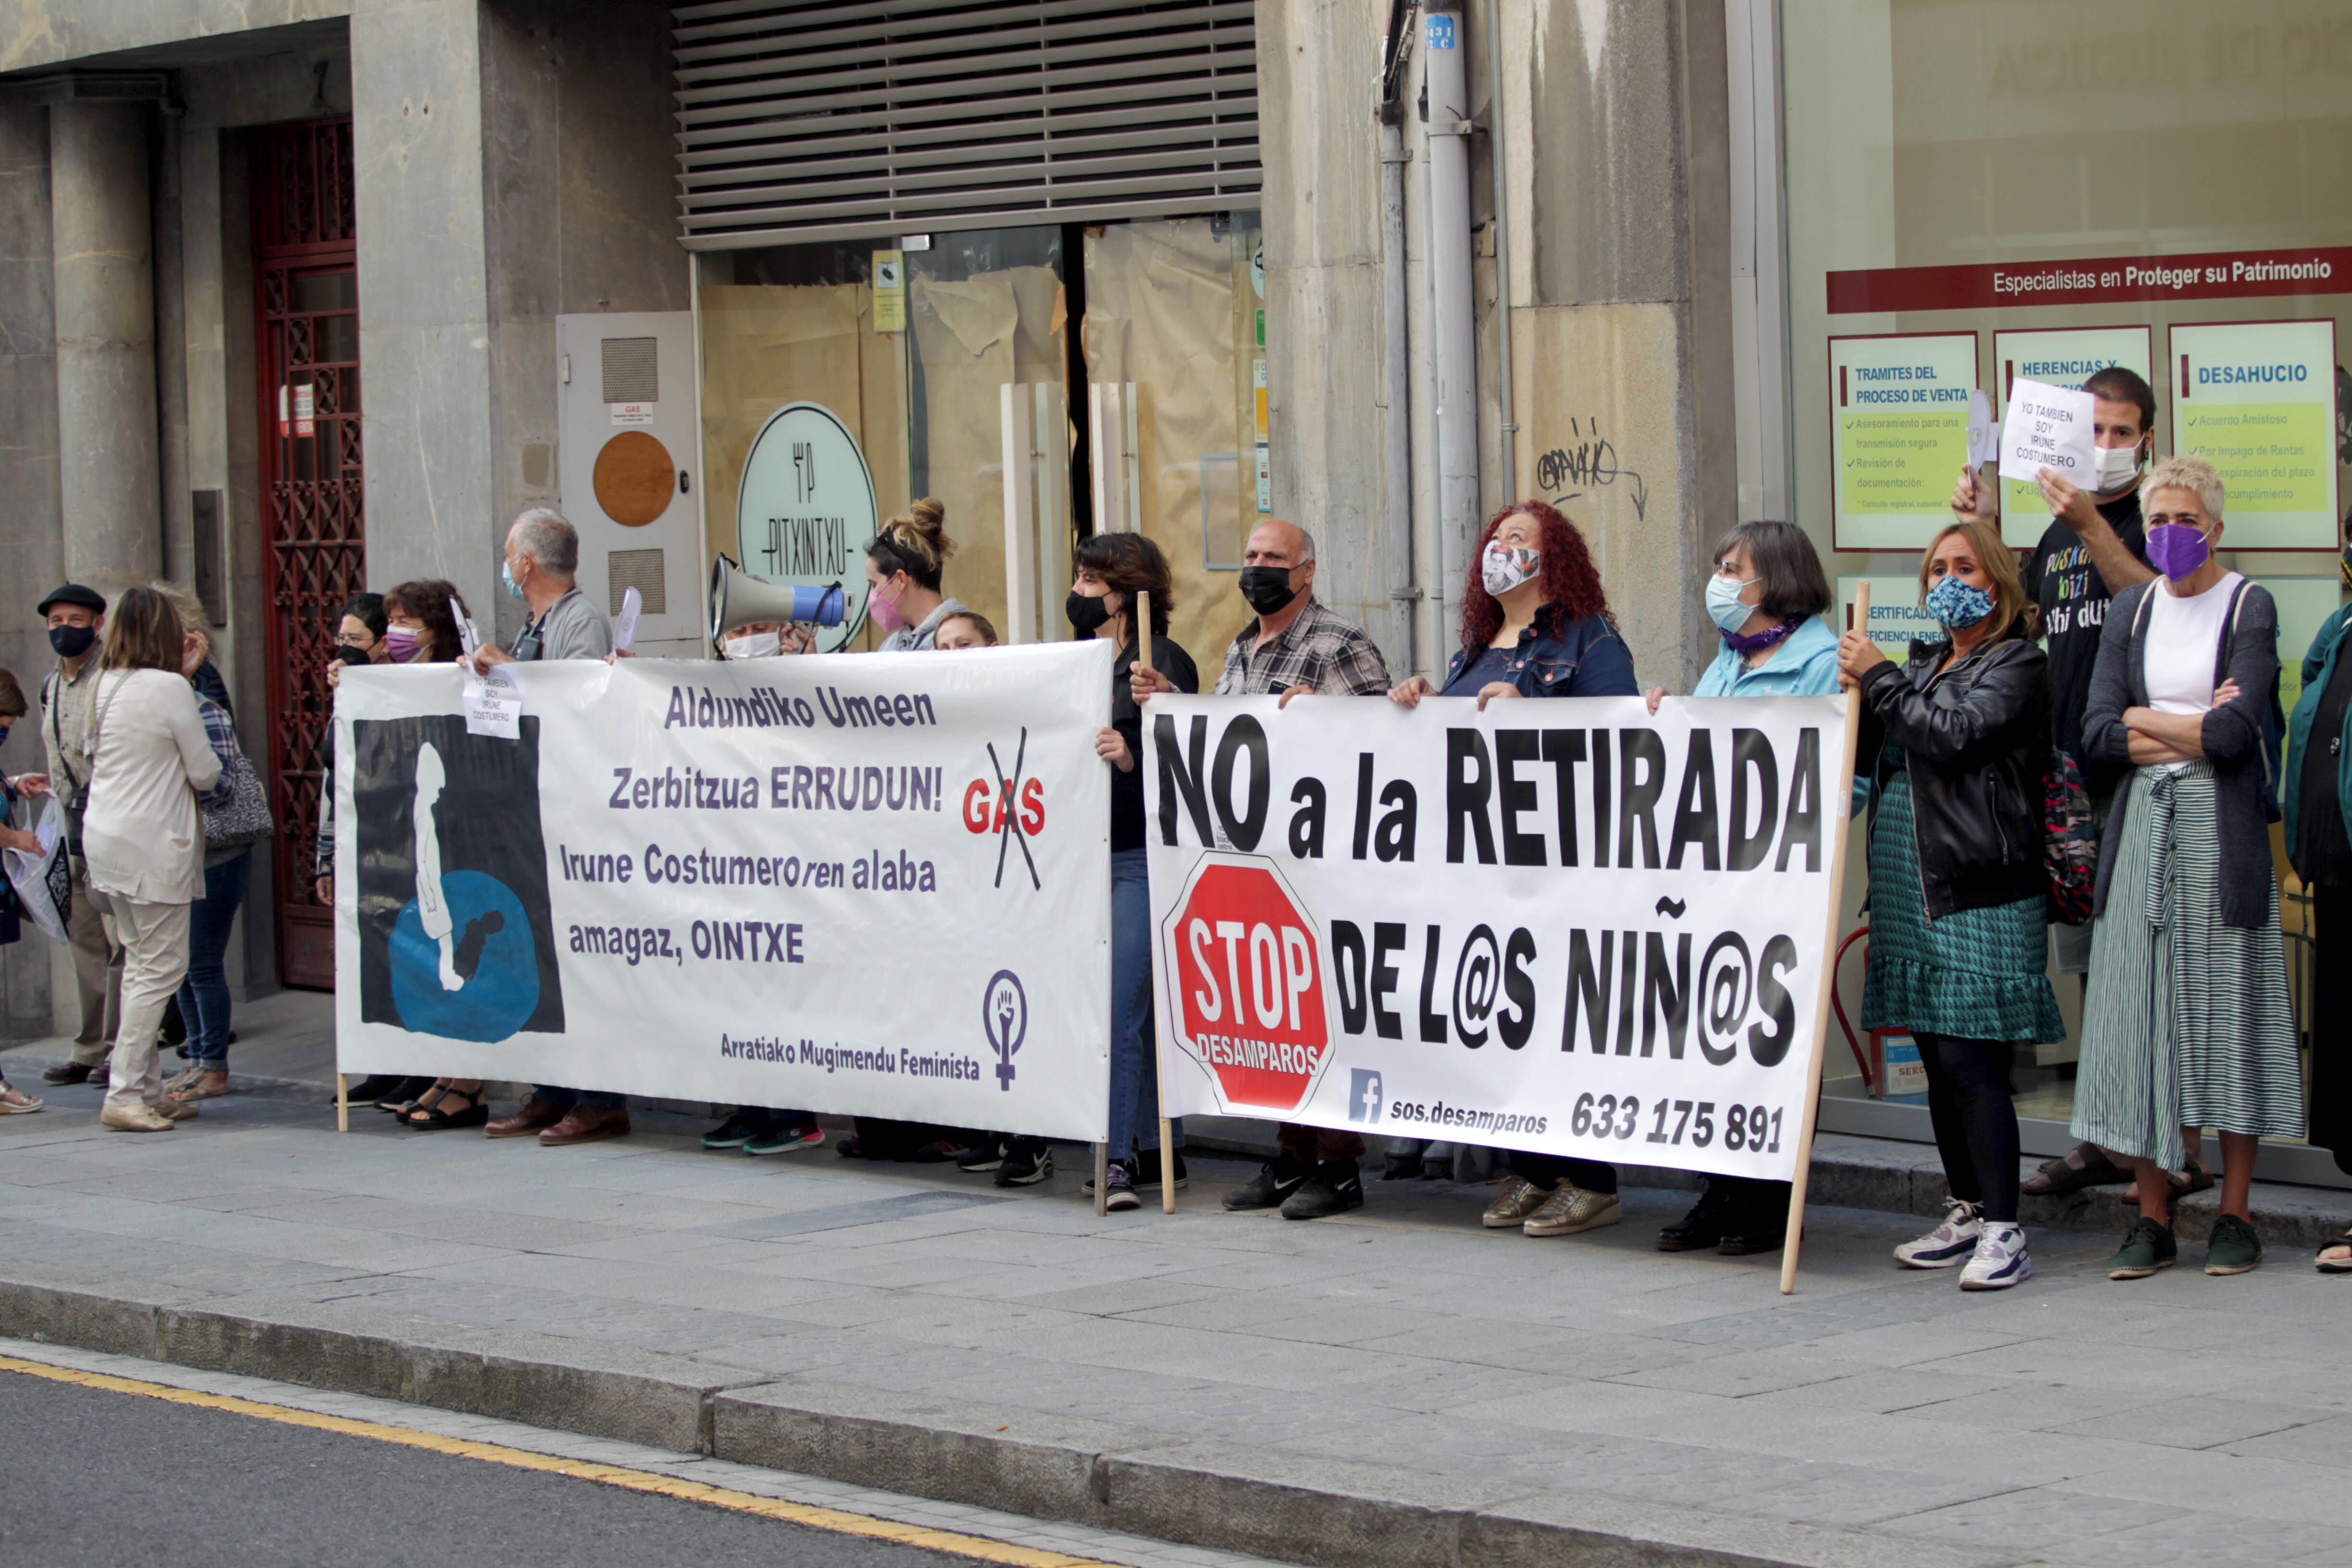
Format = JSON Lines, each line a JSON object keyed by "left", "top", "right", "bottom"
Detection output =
{"left": 610, "top": 548, "right": 670, "bottom": 615}
{"left": 600, "top": 337, "right": 661, "bottom": 404}
{"left": 670, "top": 0, "right": 1262, "bottom": 248}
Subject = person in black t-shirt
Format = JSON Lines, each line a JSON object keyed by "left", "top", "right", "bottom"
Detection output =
{"left": 1951, "top": 366, "right": 2182, "bottom": 1200}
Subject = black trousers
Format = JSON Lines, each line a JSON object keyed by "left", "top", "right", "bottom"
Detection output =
{"left": 1506, "top": 1152, "right": 1618, "bottom": 1194}
{"left": 1914, "top": 1032, "right": 2020, "bottom": 1223}
{"left": 2313, "top": 884, "right": 2352, "bottom": 1175}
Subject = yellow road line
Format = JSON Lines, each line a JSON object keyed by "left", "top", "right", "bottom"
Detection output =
{"left": 0, "top": 1352, "right": 1119, "bottom": 1568}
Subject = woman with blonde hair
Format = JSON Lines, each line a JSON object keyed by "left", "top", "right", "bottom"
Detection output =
{"left": 79, "top": 587, "right": 229, "bottom": 1131}
{"left": 2074, "top": 455, "right": 2295, "bottom": 1280}
{"left": 1838, "top": 517, "right": 2060, "bottom": 1291}
{"left": 863, "top": 498, "right": 968, "bottom": 650}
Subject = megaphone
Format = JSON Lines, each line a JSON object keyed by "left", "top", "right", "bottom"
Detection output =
{"left": 710, "top": 554, "right": 849, "bottom": 642}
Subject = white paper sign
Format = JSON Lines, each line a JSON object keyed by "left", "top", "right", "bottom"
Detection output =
{"left": 610, "top": 402, "right": 654, "bottom": 426}
{"left": 1998, "top": 377, "right": 2098, "bottom": 485}
{"left": 331, "top": 646, "right": 1115, "bottom": 1140}
{"left": 463, "top": 667, "right": 522, "bottom": 740}
{"left": 1964, "top": 389, "right": 1998, "bottom": 467}
{"left": 613, "top": 586, "right": 643, "bottom": 653}
{"left": 1143, "top": 693, "right": 1850, "bottom": 1181}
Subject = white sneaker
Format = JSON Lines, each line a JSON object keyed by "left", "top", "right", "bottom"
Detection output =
{"left": 1959, "top": 1222, "right": 2032, "bottom": 1290}
{"left": 1894, "top": 1198, "right": 1982, "bottom": 1269}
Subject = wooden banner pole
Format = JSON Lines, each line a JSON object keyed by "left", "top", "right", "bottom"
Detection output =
{"left": 1135, "top": 589, "right": 1178, "bottom": 1213}
{"left": 336, "top": 1072, "right": 349, "bottom": 1134}
{"left": 1779, "top": 583, "right": 1868, "bottom": 1295}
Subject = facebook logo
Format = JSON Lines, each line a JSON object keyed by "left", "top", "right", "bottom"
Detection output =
{"left": 1348, "top": 1069, "right": 1384, "bottom": 1124}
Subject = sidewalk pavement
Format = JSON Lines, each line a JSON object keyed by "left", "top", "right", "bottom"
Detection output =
{"left": 6, "top": 1012, "right": 2352, "bottom": 1568}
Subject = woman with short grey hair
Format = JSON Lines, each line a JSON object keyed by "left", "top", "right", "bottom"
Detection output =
{"left": 2073, "top": 454, "right": 2298, "bottom": 1281}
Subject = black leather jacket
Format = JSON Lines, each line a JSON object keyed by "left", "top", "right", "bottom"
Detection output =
{"left": 1858, "top": 623, "right": 2050, "bottom": 921}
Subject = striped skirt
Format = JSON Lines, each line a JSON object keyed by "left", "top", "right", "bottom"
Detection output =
{"left": 2071, "top": 763, "right": 2304, "bottom": 1168}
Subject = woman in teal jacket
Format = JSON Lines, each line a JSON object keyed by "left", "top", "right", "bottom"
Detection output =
{"left": 1641, "top": 520, "right": 1841, "bottom": 1255}
{"left": 2282, "top": 598, "right": 2352, "bottom": 1271}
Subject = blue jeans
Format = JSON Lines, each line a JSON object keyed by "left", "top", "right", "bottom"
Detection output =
{"left": 177, "top": 852, "right": 251, "bottom": 1067}
{"left": 1108, "top": 847, "right": 1181, "bottom": 1160}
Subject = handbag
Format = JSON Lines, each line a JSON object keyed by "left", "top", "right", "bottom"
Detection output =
{"left": 197, "top": 699, "right": 275, "bottom": 852}
{"left": 2043, "top": 747, "right": 2098, "bottom": 926}
{"left": 2, "top": 794, "right": 72, "bottom": 944}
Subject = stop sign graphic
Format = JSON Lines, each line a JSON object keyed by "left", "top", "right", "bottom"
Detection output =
{"left": 1161, "top": 856, "right": 1331, "bottom": 1115}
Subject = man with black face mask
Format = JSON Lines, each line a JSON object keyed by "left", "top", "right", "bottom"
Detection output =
{"left": 28, "top": 585, "right": 126, "bottom": 1086}
{"left": 1133, "top": 518, "right": 1391, "bottom": 1219}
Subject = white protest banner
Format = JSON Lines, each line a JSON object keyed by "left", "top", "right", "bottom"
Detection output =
{"left": 333, "top": 642, "right": 1115, "bottom": 1140}
{"left": 1143, "top": 694, "right": 1849, "bottom": 1182}
{"left": 1997, "top": 377, "right": 2097, "bottom": 486}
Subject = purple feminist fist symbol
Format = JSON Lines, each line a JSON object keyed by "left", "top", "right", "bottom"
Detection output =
{"left": 983, "top": 969, "right": 1027, "bottom": 1090}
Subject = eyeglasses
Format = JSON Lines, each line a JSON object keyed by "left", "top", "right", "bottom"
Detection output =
{"left": 333, "top": 633, "right": 374, "bottom": 649}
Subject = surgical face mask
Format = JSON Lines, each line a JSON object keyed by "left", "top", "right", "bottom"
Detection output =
{"left": 1705, "top": 573, "right": 1759, "bottom": 635}
{"left": 723, "top": 630, "right": 781, "bottom": 660}
{"left": 48, "top": 624, "right": 97, "bottom": 660}
{"left": 501, "top": 559, "right": 525, "bottom": 600}
{"left": 384, "top": 625, "right": 421, "bottom": 662}
{"left": 1065, "top": 589, "right": 1113, "bottom": 635}
{"left": 1924, "top": 574, "right": 1995, "bottom": 632}
{"left": 867, "top": 577, "right": 905, "bottom": 632}
{"left": 2093, "top": 441, "right": 2144, "bottom": 493}
{"left": 0, "top": 724, "right": 10, "bottom": 751}
{"left": 1238, "top": 564, "right": 1299, "bottom": 616}
{"left": 2146, "top": 523, "right": 2213, "bottom": 583}
{"left": 1481, "top": 539, "right": 1540, "bottom": 596}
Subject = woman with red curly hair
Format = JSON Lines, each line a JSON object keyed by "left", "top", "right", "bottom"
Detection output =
{"left": 1393, "top": 500, "right": 1636, "bottom": 1241}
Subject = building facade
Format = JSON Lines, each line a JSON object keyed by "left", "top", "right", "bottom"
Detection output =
{"left": 2, "top": 0, "right": 2344, "bottom": 1181}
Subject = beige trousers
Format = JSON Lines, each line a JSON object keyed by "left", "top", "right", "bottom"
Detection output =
{"left": 66, "top": 855, "right": 125, "bottom": 1060}
{"left": 99, "top": 896, "right": 191, "bottom": 1113}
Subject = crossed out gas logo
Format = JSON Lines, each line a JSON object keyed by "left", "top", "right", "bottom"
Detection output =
{"left": 1159, "top": 853, "right": 1334, "bottom": 1114}
{"left": 961, "top": 727, "right": 1047, "bottom": 890}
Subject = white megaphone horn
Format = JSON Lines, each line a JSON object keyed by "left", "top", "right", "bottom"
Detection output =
{"left": 710, "top": 554, "right": 850, "bottom": 642}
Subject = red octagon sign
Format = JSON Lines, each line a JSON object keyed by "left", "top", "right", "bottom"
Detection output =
{"left": 1160, "top": 856, "right": 1331, "bottom": 1114}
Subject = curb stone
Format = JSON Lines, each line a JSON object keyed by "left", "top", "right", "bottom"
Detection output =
{"left": 0, "top": 1267, "right": 2021, "bottom": 1568}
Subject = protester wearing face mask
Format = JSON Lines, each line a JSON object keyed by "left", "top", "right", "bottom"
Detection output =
{"left": 1132, "top": 518, "right": 1389, "bottom": 1219}
{"left": 1395, "top": 502, "right": 1638, "bottom": 1240}
{"left": 2287, "top": 505, "right": 2352, "bottom": 1274}
{"left": 1838, "top": 518, "right": 2059, "bottom": 1292}
{"left": 863, "top": 499, "right": 967, "bottom": 650}
{"left": 1642, "top": 520, "right": 1840, "bottom": 1256}
{"left": 2074, "top": 457, "right": 2296, "bottom": 1283}
{"left": 467, "top": 509, "right": 612, "bottom": 674}
{"left": 27, "top": 584, "right": 125, "bottom": 1089}
{"left": 1954, "top": 370, "right": 2168, "bottom": 1202}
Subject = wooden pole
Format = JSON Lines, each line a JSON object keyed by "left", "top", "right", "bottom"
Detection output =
{"left": 1094, "top": 1142, "right": 1110, "bottom": 1217}
{"left": 1136, "top": 589, "right": 1177, "bottom": 1213}
{"left": 336, "top": 1072, "right": 349, "bottom": 1134}
{"left": 1779, "top": 583, "right": 1869, "bottom": 1295}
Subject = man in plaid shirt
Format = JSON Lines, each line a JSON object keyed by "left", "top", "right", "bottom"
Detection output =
{"left": 1132, "top": 518, "right": 1390, "bottom": 1220}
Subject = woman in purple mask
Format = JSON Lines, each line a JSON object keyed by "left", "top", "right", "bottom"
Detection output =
{"left": 862, "top": 499, "right": 968, "bottom": 651}
{"left": 2073, "top": 455, "right": 2295, "bottom": 1284}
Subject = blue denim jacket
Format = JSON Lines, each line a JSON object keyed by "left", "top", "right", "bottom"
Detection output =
{"left": 1442, "top": 609, "right": 1637, "bottom": 698}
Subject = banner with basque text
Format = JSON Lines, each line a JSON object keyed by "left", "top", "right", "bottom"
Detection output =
{"left": 1142, "top": 693, "right": 1849, "bottom": 1180}
{"left": 332, "top": 642, "right": 1114, "bottom": 1140}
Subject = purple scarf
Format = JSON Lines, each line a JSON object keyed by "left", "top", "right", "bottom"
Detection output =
{"left": 1720, "top": 615, "right": 1802, "bottom": 655}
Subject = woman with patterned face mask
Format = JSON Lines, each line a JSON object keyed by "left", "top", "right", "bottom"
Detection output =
{"left": 1836, "top": 517, "right": 2061, "bottom": 1293}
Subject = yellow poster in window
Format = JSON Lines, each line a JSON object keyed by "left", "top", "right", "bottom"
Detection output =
{"left": 871, "top": 251, "right": 906, "bottom": 334}
{"left": 2171, "top": 320, "right": 2337, "bottom": 550}
{"left": 1993, "top": 327, "right": 2153, "bottom": 550}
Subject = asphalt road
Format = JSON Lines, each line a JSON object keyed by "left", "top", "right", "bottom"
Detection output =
{"left": 0, "top": 1367, "right": 992, "bottom": 1568}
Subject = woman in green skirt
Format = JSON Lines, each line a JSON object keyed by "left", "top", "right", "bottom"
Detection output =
{"left": 1839, "top": 517, "right": 2063, "bottom": 1293}
{"left": 2074, "top": 455, "right": 2298, "bottom": 1280}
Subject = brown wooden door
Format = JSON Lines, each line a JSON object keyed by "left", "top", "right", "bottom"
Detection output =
{"left": 255, "top": 119, "right": 361, "bottom": 990}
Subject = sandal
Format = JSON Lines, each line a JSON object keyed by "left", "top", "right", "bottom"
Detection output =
{"left": 2023, "top": 1142, "right": 2130, "bottom": 1197}
{"left": 404, "top": 1086, "right": 488, "bottom": 1130}
{"left": 169, "top": 1071, "right": 231, "bottom": 1102}
{"left": 2319, "top": 1230, "right": 2352, "bottom": 1274}
{"left": 0, "top": 1086, "right": 44, "bottom": 1115}
{"left": 162, "top": 1065, "right": 205, "bottom": 1098}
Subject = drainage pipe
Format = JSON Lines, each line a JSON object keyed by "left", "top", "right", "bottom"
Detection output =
{"left": 1421, "top": 0, "right": 1478, "bottom": 647}
{"left": 1379, "top": 112, "right": 1416, "bottom": 674}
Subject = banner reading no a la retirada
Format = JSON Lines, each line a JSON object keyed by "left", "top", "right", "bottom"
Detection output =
{"left": 1142, "top": 694, "right": 1848, "bottom": 1181}
{"left": 331, "top": 643, "right": 1113, "bottom": 1141}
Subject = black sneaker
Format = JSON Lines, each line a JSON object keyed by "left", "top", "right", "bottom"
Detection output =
{"left": 1103, "top": 1162, "right": 1141, "bottom": 1212}
{"left": 1382, "top": 1150, "right": 1423, "bottom": 1180}
{"left": 994, "top": 1138, "right": 1053, "bottom": 1187}
{"left": 1657, "top": 1180, "right": 1739, "bottom": 1251}
{"left": 1280, "top": 1160, "right": 1365, "bottom": 1220}
{"left": 956, "top": 1133, "right": 1010, "bottom": 1174}
{"left": 373, "top": 1076, "right": 437, "bottom": 1113}
{"left": 1719, "top": 1193, "right": 1792, "bottom": 1256}
{"left": 345, "top": 1073, "right": 406, "bottom": 1103}
{"left": 1223, "top": 1156, "right": 1310, "bottom": 1211}
{"left": 1134, "top": 1148, "right": 1188, "bottom": 1192}
{"left": 700, "top": 1113, "right": 766, "bottom": 1151}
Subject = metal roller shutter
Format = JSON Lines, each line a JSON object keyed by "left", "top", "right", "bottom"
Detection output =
{"left": 671, "top": 0, "right": 1262, "bottom": 249}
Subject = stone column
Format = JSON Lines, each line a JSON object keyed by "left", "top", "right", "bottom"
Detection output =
{"left": 50, "top": 98, "right": 162, "bottom": 595}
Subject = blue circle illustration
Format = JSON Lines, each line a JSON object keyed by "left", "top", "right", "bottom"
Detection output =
{"left": 387, "top": 869, "right": 540, "bottom": 1042}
